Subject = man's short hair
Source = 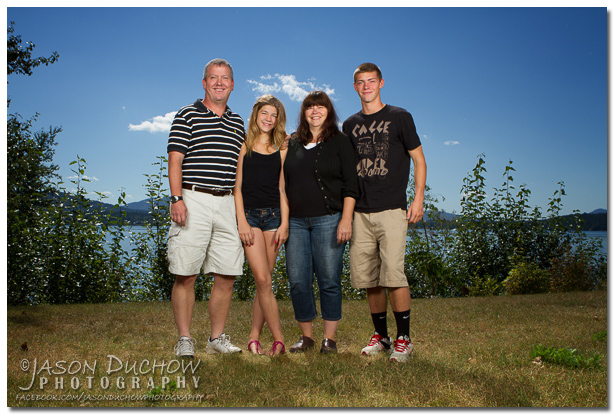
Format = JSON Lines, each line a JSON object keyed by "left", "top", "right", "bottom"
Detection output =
{"left": 353, "top": 62, "right": 382, "bottom": 83}
{"left": 203, "top": 58, "right": 234, "bottom": 81}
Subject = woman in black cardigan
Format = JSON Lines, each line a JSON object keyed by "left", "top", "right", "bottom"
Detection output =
{"left": 284, "top": 91, "right": 359, "bottom": 354}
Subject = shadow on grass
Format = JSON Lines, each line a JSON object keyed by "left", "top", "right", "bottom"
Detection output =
{"left": 407, "top": 355, "right": 539, "bottom": 407}
{"left": 7, "top": 308, "right": 47, "bottom": 327}
{"left": 193, "top": 350, "right": 539, "bottom": 407}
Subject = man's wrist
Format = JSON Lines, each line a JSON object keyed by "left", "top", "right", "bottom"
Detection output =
{"left": 170, "top": 195, "right": 183, "bottom": 204}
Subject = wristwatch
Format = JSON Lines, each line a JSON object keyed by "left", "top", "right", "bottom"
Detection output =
{"left": 170, "top": 195, "right": 183, "bottom": 204}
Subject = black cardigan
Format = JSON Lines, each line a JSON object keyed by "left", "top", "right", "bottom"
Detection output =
{"left": 284, "top": 132, "right": 359, "bottom": 214}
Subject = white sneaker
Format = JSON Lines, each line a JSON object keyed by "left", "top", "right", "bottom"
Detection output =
{"left": 174, "top": 336, "right": 196, "bottom": 358}
{"left": 389, "top": 337, "right": 414, "bottom": 362}
{"left": 361, "top": 333, "right": 392, "bottom": 355}
{"left": 206, "top": 333, "right": 242, "bottom": 354}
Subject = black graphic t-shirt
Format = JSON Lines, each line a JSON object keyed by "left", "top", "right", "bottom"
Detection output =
{"left": 342, "top": 105, "right": 421, "bottom": 213}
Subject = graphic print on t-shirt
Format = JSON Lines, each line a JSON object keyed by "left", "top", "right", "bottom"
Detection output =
{"left": 350, "top": 120, "right": 392, "bottom": 179}
{"left": 343, "top": 105, "right": 421, "bottom": 213}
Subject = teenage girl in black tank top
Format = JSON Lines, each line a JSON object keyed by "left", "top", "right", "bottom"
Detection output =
{"left": 234, "top": 95, "right": 289, "bottom": 357}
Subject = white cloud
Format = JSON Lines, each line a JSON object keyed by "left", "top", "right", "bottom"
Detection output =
{"left": 129, "top": 112, "right": 176, "bottom": 133}
{"left": 247, "top": 74, "right": 335, "bottom": 102}
{"left": 67, "top": 175, "right": 99, "bottom": 181}
{"left": 444, "top": 140, "right": 460, "bottom": 146}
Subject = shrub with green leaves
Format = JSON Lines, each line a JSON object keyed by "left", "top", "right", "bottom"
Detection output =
{"left": 468, "top": 274, "right": 503, "bottom": 297}
{"left": 449, "top": 155, "right": 606, "bottom": 297}
{"left": 548, "top": 248, "right": 599, "bottom": 293}
{"left": 405, "top": 179, "right": 459, "bottom": 298}
{"left": 504, "top": 259, "right": 550, "bottom": 295}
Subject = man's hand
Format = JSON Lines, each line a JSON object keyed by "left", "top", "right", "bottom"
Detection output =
{"left": 171, "top": 200, "right": 188, "bottom": 227}
{"left": 407, "top": 145, "right": 426, "bottom": 224}
{"left": 407, "top": 198, "right": 424, "bottom": 224}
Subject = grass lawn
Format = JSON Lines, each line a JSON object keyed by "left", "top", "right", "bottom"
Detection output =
{"left": 7, "top": 291, "right": 607, "bottom": 407}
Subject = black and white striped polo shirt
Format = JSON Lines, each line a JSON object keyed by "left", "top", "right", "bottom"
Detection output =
{"left": 167, "top": 99, "right": 245, "bottom": 190}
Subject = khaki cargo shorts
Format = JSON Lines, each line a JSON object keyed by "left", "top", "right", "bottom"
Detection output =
{"left": 349, "top": 209, "right": 409, "bottom": 289}
{"left": 167, "top": 189, "right": 244, "bottom": 277}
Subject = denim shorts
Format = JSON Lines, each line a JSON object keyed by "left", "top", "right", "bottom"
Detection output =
{"left": 244, "top": 207, "right": 281, "bottom": 232}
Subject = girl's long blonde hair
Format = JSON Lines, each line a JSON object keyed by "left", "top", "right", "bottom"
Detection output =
{"left": 245, "top": 95, "right": 287, "bottom": 155}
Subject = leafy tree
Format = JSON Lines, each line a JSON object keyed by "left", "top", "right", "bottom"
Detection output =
{"left": 453, "top": 154, "right": 499, "bottom": 292}
{"left": 7, "top": 21, "right": 58, "bottom": 79}
{"left": 406, "top": 177, "right": 458, "bottom": 298}
{"left": 450, "top": 155, "right": 605, "bottom": 296}
{"left": 130, "top": 156, "right": 217, "bottom": 301}
{"left": 7, "top": 23, "right": 61, "bottom": 305}
{"left": 7, "top": 24, "right": 133, "bottom": 304}
{"left": 131, "top": 157, "right": 173, "bottom": 300}
{"left": 40, "top": 158, "right": 122, "bottom": 303}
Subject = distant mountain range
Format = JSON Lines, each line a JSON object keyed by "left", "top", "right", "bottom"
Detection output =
{"left": 125, "top": 199, "right": 167, "bottom": 212}
{"left": 419, "top": 208, "right": 606, "bottom": 223}
{"left": 414, "top": 208, "right": 607, "bottom": 231}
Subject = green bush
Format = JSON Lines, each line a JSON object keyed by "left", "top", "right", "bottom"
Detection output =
{"left": 468, "top": 274, "right": 503, "bottom": 297}
{"left": 548, "top": 249, "right": 596, "bottom": 293}
{"left": 405, "top": 180, "right": 459, "bottom": 298}
{"left": 405, "top": 248, "right": 457, "bottom": 298}
{"left": 450, "top": 156, "right": 606, "bottom": 298}
{"left": 504, "top": 260, "right": 550, "bottom": 295}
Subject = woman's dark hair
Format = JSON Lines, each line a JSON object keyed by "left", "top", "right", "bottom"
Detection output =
{"left": 295, "top": 91, "right": 340, "bottom": 146}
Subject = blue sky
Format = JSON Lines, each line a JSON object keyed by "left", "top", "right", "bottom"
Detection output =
{"left": 6, "top": 6, "right": 608, "bottom": 215}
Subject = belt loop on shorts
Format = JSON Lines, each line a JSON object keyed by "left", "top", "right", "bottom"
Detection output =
{"left": 182, "top": 183, "right": 232, "bottom": 197}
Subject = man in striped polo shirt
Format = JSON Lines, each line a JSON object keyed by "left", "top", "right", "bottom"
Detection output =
{"left": 167, "top": 58, "right": 245, "bottom": 357}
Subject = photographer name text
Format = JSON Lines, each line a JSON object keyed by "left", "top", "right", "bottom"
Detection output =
{"left": 19, "top": 355, "right": 202, "bottom": 391}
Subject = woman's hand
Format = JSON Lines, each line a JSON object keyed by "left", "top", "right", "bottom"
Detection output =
{"left": 275, "top": 222, "right": 289, "bottom": 250}
{"left": 238, "top": 220, "right": 255, "bottom": 247}
{"left": 336, "top": 217, "right": 352, "bottom": 244}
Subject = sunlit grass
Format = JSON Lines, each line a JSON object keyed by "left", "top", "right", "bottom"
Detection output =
{"left": 7, "top": 291, "right": 607, "bottom": 407}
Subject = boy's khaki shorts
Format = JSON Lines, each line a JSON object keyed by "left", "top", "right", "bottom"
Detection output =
{"left": 167, "top": 189, "right": 244, "bottom": 277}
{"left": 349, "top": 209, "right": 409, "bottom": 289}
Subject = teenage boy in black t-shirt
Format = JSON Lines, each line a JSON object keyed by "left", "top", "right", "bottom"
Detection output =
{"left": 342, "top": 62, "right": 427, "bottom": 363}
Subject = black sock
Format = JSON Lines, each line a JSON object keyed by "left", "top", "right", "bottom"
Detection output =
{"left": 394, "top": 309, "right": 411, "bottom": 341}
{"left": 371, "top": 311, "right": 388, "bottom": 338}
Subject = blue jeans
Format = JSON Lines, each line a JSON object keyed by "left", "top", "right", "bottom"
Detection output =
{"left": 285, "top": 212, "right": 345, "bottom": 322}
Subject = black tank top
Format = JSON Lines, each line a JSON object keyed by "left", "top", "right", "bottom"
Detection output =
{"left": 241, "top": 151, "right": 281, "bottom": 209}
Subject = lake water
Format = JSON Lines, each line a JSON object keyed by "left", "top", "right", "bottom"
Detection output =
{"left": 583, "top": 230, "right": 608, "bottom": 256}
{"left": 105, "top": 226, "right": 151, "bottom": 252}
{"left": 108, "top": 227, "right": 608, "bottom": 257}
